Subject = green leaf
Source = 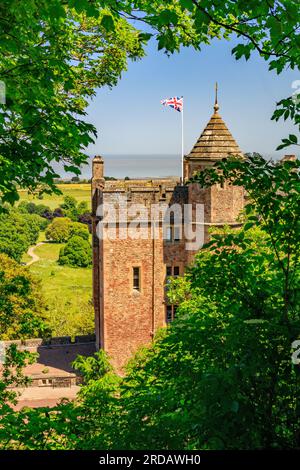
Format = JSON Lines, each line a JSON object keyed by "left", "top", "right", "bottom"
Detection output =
{"left": 179, "top": 0, "right": 195, "bottom": 10}
{"left": 101, "top": 14, "right": 115, "bottom": 32}
{"left": 289, "top": 134, "right": 298, "bottom": 144}
{"left": 244, "top": 222, "right": 255, "bottom": 231}
{"left": 158, "top": 10, "right": 178, "bottom": 26}
{"left": 139, "top": 32, "right": 153, "bottom": 42}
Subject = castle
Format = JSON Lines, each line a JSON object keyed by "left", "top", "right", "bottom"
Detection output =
{"left": 91, "top": 96, "right": 245, "bottom": 370}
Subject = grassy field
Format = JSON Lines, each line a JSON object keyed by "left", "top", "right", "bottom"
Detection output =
{"left": 18, "top": 183, "right": 91, "bottom": 210}
{"left": 18, "top": 184, "right": 94, "bottom": 337}
{"left": 21, "top": 252, "right": 32, "bottom": 264}
{"left": 28, "top": 236, "right": 94, "bottom": 338}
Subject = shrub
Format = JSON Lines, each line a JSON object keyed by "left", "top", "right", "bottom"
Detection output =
{"left": 45, "top": 217, "right": 72, "bottom": 243}
{"left": 78, "top": 212, "right": 92, "bottom": 231}
{"left": 26, "top": 213, "right": 49, "bottom": 231}
{"left": 58, "top": 235, "right": 92, "bottom": 267}
{"left": 53, "top": 207, "right": 64, "bottom": 218}
{"left": 69, "top": 222, "right": 90, "bottom": 241}
{"left": 18, "top": 201, "right": 51, "bottom": 218}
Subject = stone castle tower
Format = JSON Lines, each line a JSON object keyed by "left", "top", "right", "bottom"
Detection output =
{"left": 91, "top": 95, "right": 245, "bottom": 370}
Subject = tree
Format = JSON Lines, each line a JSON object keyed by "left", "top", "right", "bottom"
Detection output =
{"left": 77, "top": 201, "right": 88, "bottom": 216}
{"left": 52, "top": 207, "right": 64, "bottom": 218}
{"left": 25, "top": 213, "right": 49, "bottom": 232}
{"left": 69, "top": 222, "right": 90, "bottom": 241}
{"left": 18, "top": 201, "right": 52, "bottom": 219}
{"left": 60, "top": 196, "right": 78, "bottom": 221}
{"left": 58, "top": 236, "right": 92, "bottom": 268}
{"left": 0, "top": 1, "right": 145, "bottom": 207}
{"left": 0, "top": 350, "right": 118, "bottom": 450}
{"left": 0, "top": 254, "right": 49, "bottom": 340}
{"left": 45, "top": 217, "right": 72, "bottom": 243}
{"left": 0, "top": 344, "right": 37, "bottom": 412}
{"left": 0, "top": 210, "right": 41, "bottom": 262}
{"left": 60, "top": 196, "right": 89, "bottom": 221}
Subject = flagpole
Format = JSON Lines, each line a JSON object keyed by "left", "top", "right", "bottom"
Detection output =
{"left": 181, "top": 96, "right": 184, "bottom": 184}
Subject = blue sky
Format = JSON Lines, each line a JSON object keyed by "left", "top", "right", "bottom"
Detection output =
{"left": 86, "top": 37, "right": 299, "bottom": 160}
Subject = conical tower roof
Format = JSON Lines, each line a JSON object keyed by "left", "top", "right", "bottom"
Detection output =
{"left": 187, "top": 86, "right": 243, "bottom": 160}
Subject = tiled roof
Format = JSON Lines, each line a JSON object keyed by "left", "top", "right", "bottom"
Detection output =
{"left": 187, "top": 103, "right": 243, "bottom": 160}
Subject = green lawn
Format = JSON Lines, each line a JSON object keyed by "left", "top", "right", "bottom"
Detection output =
{"left": 21, "top": 252, "right": 32, "bottom": 264}
{"left": 18, "top": 183, "right": 91, "bottom": 210}
{"left": 34, "top": 242, "right": 61, "bottom": 261}
{"left": 29, "top": 237, "right": 94, "bottom": 338}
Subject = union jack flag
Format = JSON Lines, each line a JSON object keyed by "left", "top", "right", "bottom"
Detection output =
{"left": 161, "top": 96, "right": 183, "bottom": 113}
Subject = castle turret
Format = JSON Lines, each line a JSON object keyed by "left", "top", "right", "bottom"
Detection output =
{"left": 185, "top": 85, "right": 245, "bottom": 250}
{"left": 184, "top": 84, "right": 243, "bottom": 179}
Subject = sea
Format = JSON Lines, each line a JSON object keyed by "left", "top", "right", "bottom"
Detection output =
{"left": 54, "top": 154, "right": 182, "bottom": 180}
{"left": 52, "top": 153, "right": 282, "bottom": 180}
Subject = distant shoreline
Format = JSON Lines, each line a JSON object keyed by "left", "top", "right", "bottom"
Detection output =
{"left": 50, "top": 153, "right": 287, "bottom": 180}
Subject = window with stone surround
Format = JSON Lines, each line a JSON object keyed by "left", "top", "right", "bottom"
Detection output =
{"left": 165, "top": 226, "right": 172, "bottom": 242}
{"left": 165, "top": 266, "right": 180, "bottom": 294}
{"left": 133, "top": 267, "right": 141, "bottom": 291}
{"left": 166, "top": 266, "right": 180, "bottom": 278}
{"left": 165, "top": 225, "right": 181, "bottom": 243}
{"left": 174, "top": 226, "right": 181, "bottom": 242}
{"left": 166, "top": 305, "right": 178, "bottom": 323}
{"left": 173, "top": 266, "right": 180, "bottom": 277}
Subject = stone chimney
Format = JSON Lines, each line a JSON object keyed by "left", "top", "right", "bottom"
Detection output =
{"left": 92, "top": 155, "right": 104, "bottom": 180}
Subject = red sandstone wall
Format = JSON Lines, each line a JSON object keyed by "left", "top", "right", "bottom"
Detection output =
{"left": 211, "top": 184, "right": 244, "bottom": 224}
{"left": 102, "top": 224, "right": 187, "bottom": 371}
{"left": 92, "top": 172, "right": 244, "bottom": 371}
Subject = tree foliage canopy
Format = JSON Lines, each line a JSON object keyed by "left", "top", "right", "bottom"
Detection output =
{"left": 0, "top": 253, "right": 49, "bottom": 340}
{"left": 0, "top": 0, "right": 145, "bottom": 206}
{"left": 59, "top": 235, "right": 92, "bottom": 267}
{"left": 0, "top": 209, "right": 41, "bottom": 262}
{"left": 45, "top": 217, "right": 72, "bottom": 243}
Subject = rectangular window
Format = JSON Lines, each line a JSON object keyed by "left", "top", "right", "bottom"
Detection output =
{"left": 166, "top": 305, "right": 173, "bottom": 323}
{"left": 166, "top": 266, "right": 180, "bottom": 277}
{"left": 165, "top": 266, "right": 180, "bottom": 291}
{"left": 166, "top": 266, "right": 172, "bottom": 277}
{"left": 173, "top": 305, "right": 178, "bottom": 319}
{"left": 165, "top": 225, "right": 181, "bottom": 242}
{"left": 133, "top": 267, "right": 140, "bottom": 291}
{"left": 166, "top": 305, "right": 178, "bottom": 323}
{"left": 173, "top": 266, "right": 180, "bottom": 277}
{"left": 173, "top": 226, "right": 181, "bottom": 242}
{"left": 166, "top": 226, "right": 172, "bottom": 242}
